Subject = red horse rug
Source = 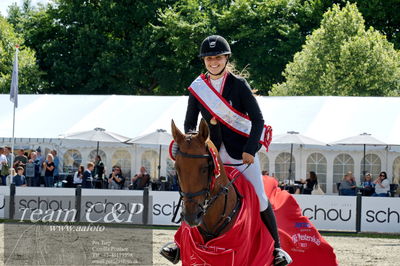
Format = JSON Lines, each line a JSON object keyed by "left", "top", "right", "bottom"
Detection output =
{"left": 174, "top": 167, "right": 338, "bottom": 266}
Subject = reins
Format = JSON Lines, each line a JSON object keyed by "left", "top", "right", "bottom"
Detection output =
{"left": 171, "top": 150, "right": 250, "bottom": 238}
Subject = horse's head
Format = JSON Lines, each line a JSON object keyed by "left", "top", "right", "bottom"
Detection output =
{"left": 171, "top": 119, "right": 214, "bottom": 227}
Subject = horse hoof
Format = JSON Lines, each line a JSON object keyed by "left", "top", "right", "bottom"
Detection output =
{"left": 274, "top": 248, "right": 292, "bottom": 266}
{"left": 160, "top": 242, "right": 180, "bottom": 264}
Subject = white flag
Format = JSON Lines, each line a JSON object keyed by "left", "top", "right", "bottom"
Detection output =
{"left": 10, "top": 47, "right": 19, "bottom": 108}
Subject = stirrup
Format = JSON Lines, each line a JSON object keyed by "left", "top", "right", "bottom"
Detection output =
{"left": 160, "top": 242, "right": 180, "bottom": 264}
{"left": 274, "top": 248, "right": 292, "bottom": 266}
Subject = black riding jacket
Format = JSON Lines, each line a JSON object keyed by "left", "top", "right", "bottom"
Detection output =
{"left": 184, "top": 72, "right": 265, "bottom": 160}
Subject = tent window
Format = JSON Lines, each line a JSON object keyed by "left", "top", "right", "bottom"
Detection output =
{"left": 259, "top": 152, "right": 270, "bottom": 175}
{"left": 392, "top": 156, "right": 400, "bottom": 184}
{"left": 141, "top": 150, "right": 158, "bottom": 180}
{"left": 112, "top": 150, "right": 131, "bottom": 178}
{"left": 360, "top": 154, "right": 381, "bottom": 179}
{"left": 88, "top": 150, "right": 107, "bottom": 163}
{"left": 275, "top": 152, "right": 295, "bottom": 181}
{"left": 333, "top": 153, "right": 354, "bottom": 192}
{"left": 306, "top": 153, "right": 327, "bottom": 192}
{"left": 63, "top": 149, "right": 82, "bottom": 173}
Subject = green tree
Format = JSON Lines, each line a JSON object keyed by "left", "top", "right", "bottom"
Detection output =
{"left": 153, "top": 0, "right": 332, "bottom": 95}
{"left": 19, "top": 0, "right": 175, "bottom": 95}
{"left": 0, "top": 16, "right": 45, "bottom": 94}
{"left": 271, "top": 3, "right": 400, "bottom": 96}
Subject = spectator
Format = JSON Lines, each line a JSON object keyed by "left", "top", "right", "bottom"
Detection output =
{"left": 73, "top": 165, "right": 84, "bottom": 187}
{"left": 51, "top": 150, "right": 61, "bottom": 187}
{"left": 83, "top": 162, "right": 94, "bottom": 189}
{"left": 339, "top": 171, "right": 357, "bottom": 196}
{"left": 372, "top": 171, "right": 390, "bottom": 197}
{"left": 4, "top": 147, "right": 14, "bottom": 167}
{"left": 43, "top": 153, "right": 55, "bottom": 187}
{"left": 0, "top": 147, "right": 8, "bottom": 186}
{"left": 94, "top": 155, "right": 105, "bottom": 189}
{"left": 36, "top": 147, "right": 45, "bottom": 185}
{"left": 108, "top": 166, "right": 125, "bottom": 189}
{"left": 299, "top": 171, "right": 318, "bottom": 195}
{"left": 361, "top": 173, "right": 374, "bottom": 196}
{"left": 6, "top": 168, "right": 16, "bottom": 186}
{"left": 12, "top": 167, "right": 27, "bottom": 187}
{"left": 13, "top": 149, "right": 28, "bottom": 170}
{"left": 130, "top": 166, "right": 150, "bottom": 190}
{"left": 25, "top": 152, "right": 37, "bottom": 186}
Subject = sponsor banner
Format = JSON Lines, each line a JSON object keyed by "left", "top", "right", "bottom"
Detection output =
{"left": 14, "top": 195, "right": 76, "bottom": 222}
{"left": 81, "top": 195, "right": 151, "bottom": 224}
{"left": 12, "top": 187, "right": 150, "bottom": 224}
{"left": 150, "top": 191, "right": 180, "bottom": 225}
{"left": 361, "top": 197, "right": 400, "bottom": 233}
{"left": 293, "top": 195, "right": 356, "bottom": 231}
{"left": 16, "top": 186, "right": 75, "bottom": 196}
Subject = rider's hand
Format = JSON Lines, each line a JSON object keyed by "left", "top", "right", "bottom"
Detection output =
{"left": 242, "top": 152, "right": 254, "bottom": 165}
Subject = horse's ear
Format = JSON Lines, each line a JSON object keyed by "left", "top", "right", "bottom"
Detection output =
{"left": 171, "top": 119, "right": 184, "bottom": 144}
{"left": 198, "top": 118, "right": 210, "bottom": 143}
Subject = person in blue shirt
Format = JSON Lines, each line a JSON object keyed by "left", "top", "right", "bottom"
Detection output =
{"left": 361, "top": 173, "right": 374, "bottom": 196}
{"left": 51, "top": 150, "right": 61, "bottom": 187}
{"left": 82, "top": 162, "right": 94, "bottom": 189}
{"left": 13, "top": 167, "right": 27, "bottom": 187}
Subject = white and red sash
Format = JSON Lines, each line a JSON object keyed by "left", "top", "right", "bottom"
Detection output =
{"left": 188, "top": 74, "right": 273, "bottom": 151}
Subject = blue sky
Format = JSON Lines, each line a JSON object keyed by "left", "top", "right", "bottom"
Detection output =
{"left": 0, "top": 0, "right": 50, "bottom": 17}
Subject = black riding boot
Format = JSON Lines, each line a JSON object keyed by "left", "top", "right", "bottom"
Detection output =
{"left": 260, "top": 201, "right": 292, "bottom": 266}
{"left": 160, "top": 242, "right": 180, "bottom": 264}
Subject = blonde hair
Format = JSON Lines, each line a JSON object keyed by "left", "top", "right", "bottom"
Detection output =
{"left": 47, "top": 153, "right": 54, "bottom": 161}
{"left": 226, "top": 61, "right": 250, "bottom": 79}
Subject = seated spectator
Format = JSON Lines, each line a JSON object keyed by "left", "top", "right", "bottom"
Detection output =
{"left": 108, "top": 166, "right": 125, "bottom": 189}
{"left": 361, "top": 173, "right": 374, "bottom": 196}
{"left": 130, "top": 166, "right": 150, "bottom": 190}
{"left": 372, "top": 171, "right": 390, "bottom": 197}
{"left": 339, "top": 171, "right": 357, "bottom": 196}
{"left": 83, "top": 162, "right": 94, "bottom": 189}
{"left": 298, "top": 171, "right": 318, "bottom": 195}
{"left": 73, "top": 165, "right": 84, "bottom": 187}
{"left": 12, "top": 167, "right": 27, "bottom": 187}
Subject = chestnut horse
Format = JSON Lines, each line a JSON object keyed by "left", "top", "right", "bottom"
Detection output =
{"left": 171, "top": 119, "right": 242, "bottom": 242}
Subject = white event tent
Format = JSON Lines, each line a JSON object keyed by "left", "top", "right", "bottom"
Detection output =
{"left": 1, "top": 94, "right": 400, "bottom": 194}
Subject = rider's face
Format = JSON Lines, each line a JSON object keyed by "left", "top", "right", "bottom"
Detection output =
{"left": 203, "top": 55, "right": 228, "bottom": 77}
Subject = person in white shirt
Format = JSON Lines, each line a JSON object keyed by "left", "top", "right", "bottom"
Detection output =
{"left": 73, "top": 165, "right": 84, "bottom": 187}
{"left": 373, "top": 171, "right": 390, "bottom": 197}
{"left": 0, "top": 147, "right": 9, "bottom": 186}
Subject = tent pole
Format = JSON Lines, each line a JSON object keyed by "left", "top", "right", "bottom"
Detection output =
{"left": 363, "top": 144, "right": 366, "bottom": 176}
{"left": 288, "top": 143, "right": 293, "bottom": 184}
{"left": 158, "top": 145, "right": 162, "bottom": 179}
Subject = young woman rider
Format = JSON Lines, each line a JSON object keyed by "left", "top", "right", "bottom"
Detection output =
{"left": 161, "top": 35, "right": 292, "bottom": 266}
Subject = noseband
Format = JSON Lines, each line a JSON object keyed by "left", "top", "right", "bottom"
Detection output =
{"left": 172, "top": 144, "right": 246, "bottom": 239}
{"left": 175, "top": 149, "right": 215, "bottom": 215}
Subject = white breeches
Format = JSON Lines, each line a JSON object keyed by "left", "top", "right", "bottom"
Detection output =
{"left": 219, "top": 144, "right": 269, "bottom": 211}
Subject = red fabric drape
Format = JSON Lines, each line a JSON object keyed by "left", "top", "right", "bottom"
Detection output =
{"left": 174, "top": 167, "right": 338, "bottom": 266}
{"left": 263, "top": 175, "right": 338, "bottom": 266}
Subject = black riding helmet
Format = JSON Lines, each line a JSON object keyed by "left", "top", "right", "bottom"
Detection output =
{"left": 199, "top": 35, "right": 231, "bottom": 58}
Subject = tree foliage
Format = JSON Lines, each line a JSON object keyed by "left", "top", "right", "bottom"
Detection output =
{"left": 2, "top": 0, "right": 400, "bottom": 96}
{"left": 271, "top": 3, "right": 400, "bottom": 96}
{"left": 0, "top": 16, "right": 44, "bottom": 94}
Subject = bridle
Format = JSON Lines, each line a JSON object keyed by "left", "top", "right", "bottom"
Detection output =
{"left": 172, "top": 142, "right": 248, "bottom": 239}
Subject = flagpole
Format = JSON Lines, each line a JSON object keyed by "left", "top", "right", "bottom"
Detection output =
{"left": 11, "top": 102, "right": 16, "bottom": 170}
{"left": 10, "top": 45, "right": 19, "bottom": 171}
